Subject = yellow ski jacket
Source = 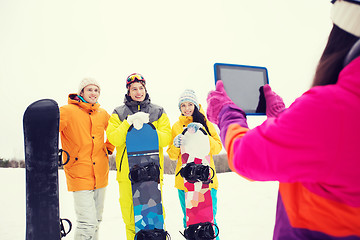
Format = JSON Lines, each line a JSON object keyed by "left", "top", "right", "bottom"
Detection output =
{"left": 167, "top": 105, "right": 222, "bottom": 190}
{"left": 106, "top": 94, "right": 172, "bottom": 183}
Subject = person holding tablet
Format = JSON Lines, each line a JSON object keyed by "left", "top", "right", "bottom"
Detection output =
{"left": 167, "top": 89, "right": 222, "bottom": 239}
{"left": 206, "top": 1, "right": 360, "bottom": 239}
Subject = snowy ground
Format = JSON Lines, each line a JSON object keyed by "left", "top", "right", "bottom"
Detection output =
{"left": 0, "top": 168, "right": 279, "bottom": 240}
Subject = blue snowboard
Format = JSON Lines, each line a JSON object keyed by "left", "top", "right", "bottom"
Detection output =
{"left": 126, "top": 123, "right": 165, "bottom": 234}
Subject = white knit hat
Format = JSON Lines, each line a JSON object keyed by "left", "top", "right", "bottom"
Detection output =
{"left": 77, "top": 78, "right": 101, "bottom": 95}
{"left": 178, "top": 89, "right": 200, "bottom": 110}
{"left": 331, "top": 1, "right": 360, "bottom": 37}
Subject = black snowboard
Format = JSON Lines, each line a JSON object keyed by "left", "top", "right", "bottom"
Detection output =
{"left": 23, "top": 99, "right": 71, "bottom": 240}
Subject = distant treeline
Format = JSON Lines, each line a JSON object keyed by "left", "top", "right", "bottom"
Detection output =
{"left": 0, "top": 154, "right": 231, "bottom": 174}
{"left": 0, "top": 158, "right": 25, "bottom": 168}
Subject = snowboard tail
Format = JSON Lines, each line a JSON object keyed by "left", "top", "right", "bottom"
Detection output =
{"left": 179, "top": 127, "right": 219, "bottom": 240}
{"left": 182, "top": 154, "right": 214, "bottom": 226}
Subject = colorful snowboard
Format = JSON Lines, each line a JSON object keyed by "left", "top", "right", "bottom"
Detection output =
{"left": 23, "top": 99, "right": 71, "bottom": 240}
{"left": 180, "top": 127, "right": 217, "bottom": 239}
{"left": 126, "top": 123, "right": 166, "bottom": 236}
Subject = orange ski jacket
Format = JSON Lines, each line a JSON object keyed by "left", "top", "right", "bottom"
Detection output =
{"left": 59, "top": 94, "right": 114, "bottom": 192}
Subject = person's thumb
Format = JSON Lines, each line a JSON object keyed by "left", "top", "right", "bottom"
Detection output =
{"left": 263, "top": 84, "right": 272, "bottom": 97}
{"left": 216, "top": 80, "right": 226, "bottom": 93}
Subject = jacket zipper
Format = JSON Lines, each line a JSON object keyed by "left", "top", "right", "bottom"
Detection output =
{"left": 118, "top": 147, "right": 126, "bottom": 172}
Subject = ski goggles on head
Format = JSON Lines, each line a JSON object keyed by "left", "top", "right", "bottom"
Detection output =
{"left": 126, "top": 73, "right": 146, "bottom": 88}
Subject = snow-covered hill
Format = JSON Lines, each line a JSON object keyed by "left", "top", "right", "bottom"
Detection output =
{"left": 0, "top": 168, "right": 278, "bottom": 239}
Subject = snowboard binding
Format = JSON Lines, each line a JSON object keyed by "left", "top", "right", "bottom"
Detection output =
{"left": 58, "top": 149, "right": 70, "bottom": 166}
{"left": 177, "top": 162, "right": 215, "bottom": 184}
{"left": 60, "top": 218, "right": 72, "bottom": 238}
{"left": 129, "top": 162, "right": 160, "bottom": 183}
{"left": 135, "top": 228, "right": 171, "bottom": 240}
{"left": 181, "top": 222, "right": 219, "bottom": 240}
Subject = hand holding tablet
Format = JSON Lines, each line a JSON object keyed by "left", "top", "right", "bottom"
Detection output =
{"left": 213, "top": 63, "right": 269, "bottom": 115}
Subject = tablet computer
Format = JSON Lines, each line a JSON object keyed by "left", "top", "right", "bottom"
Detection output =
{"left": 214, "top": 63, "right": 269, "bottom": 115}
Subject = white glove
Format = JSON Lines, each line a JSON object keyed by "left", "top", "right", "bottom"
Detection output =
{"left": 173, "top": 134, "right": 186, "bottom": 148}
{"left": 187, "top": 122, "right": 203, "bottom": 134}
{"left": 127, "top": 112, "right": 150, "bottom": 130}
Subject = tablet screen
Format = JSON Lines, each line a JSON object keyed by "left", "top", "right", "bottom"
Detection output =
{"left": 214, "top": 63, "right": 269, "bottom": 115}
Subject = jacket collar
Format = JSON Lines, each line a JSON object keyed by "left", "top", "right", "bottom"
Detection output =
{"left": 123, "top": 93, "right": 151, "bottom": 112}
{"left": 178, "top": 114, "right": 193, "bottom": 125}
{"left": 68, "top": 93, "right": 100, "bottom": 112}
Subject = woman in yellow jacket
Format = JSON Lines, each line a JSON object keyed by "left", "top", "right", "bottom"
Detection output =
{"left": 106, "top": 73, "right": 171, "bottom": 240}
{"left": 59, "top": 78, "right": 114, "bottom": 240}
{"left": 167, "top": 89, "right": 222, "bottom": 239}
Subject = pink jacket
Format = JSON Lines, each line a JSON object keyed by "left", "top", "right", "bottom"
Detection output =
{"left": 218, "top": 57, "right": 360, "bottom": 239}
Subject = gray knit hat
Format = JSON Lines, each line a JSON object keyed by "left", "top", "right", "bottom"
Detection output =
{"left": 178, "top": 89, "right": 200, "bottom": 110}
{"left": 77, "top": 78, "right": 101, "bottom": 95}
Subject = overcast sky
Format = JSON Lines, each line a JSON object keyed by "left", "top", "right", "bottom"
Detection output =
{"left": 0, "top": 0, "right": 332, "bottom": 160}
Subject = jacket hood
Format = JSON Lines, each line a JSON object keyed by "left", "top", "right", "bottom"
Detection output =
{"left": 68, "top": 93, "right": 100, "bottom": 112}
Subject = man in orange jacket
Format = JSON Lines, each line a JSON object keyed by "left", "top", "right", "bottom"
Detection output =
{"left": 59, "top": 78, "right": 114, "bottom": 240}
